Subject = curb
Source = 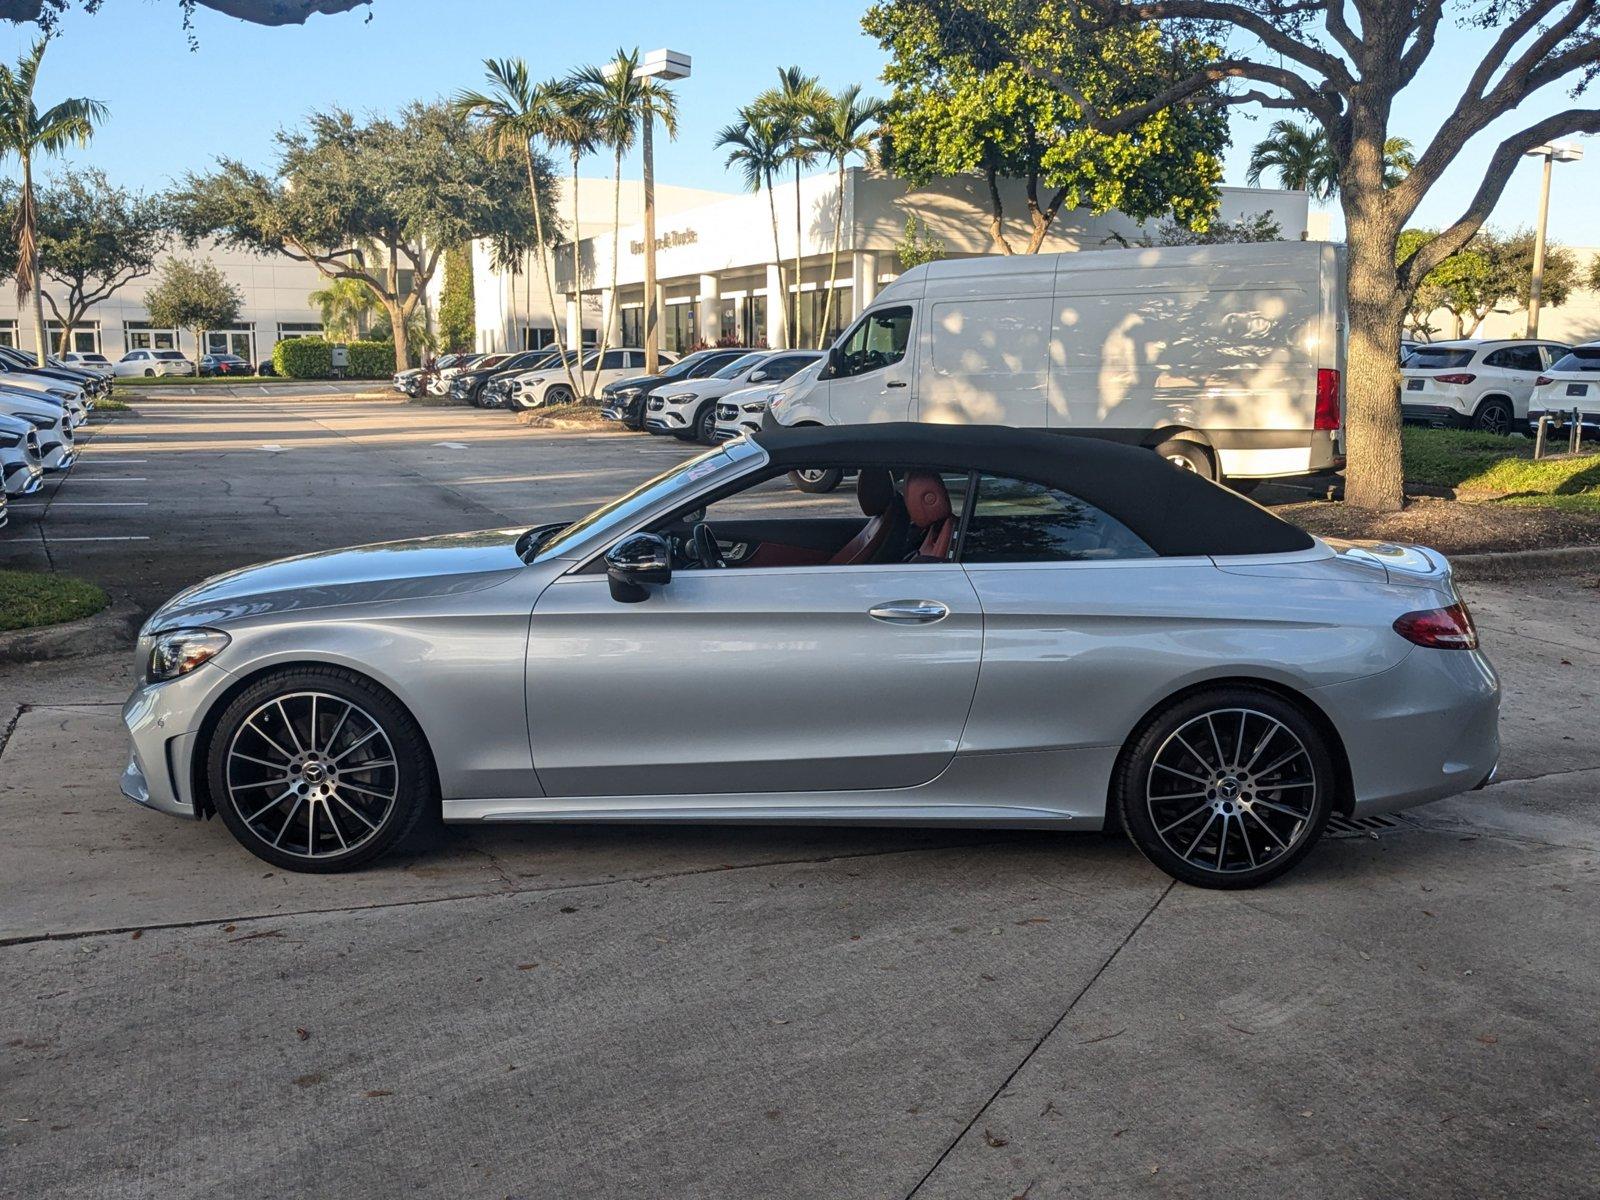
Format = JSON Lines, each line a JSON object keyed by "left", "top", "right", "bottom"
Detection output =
{"left": 1450, "top": 545, "right": 1600, "bottom": 581}
{"left": 0, "top": 601, "right": 141, "bottom": 666}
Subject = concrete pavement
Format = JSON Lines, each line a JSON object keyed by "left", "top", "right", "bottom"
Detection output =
{"left": 1, "top": 400, "right": 1597, "bottom": 1198}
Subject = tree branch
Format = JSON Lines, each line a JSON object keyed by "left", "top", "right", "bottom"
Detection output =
{"left": 1323, "top": 2, "right": 1364, "bottom": 61}
{"left": 1112, "top": 0, "right": 1353, "bottom": 88}
{"left": 1398, "top": 0, "right": 1445, "bottom": 84}
{"left": 1400, "top": 108, "right": 1600, "bottom": 290}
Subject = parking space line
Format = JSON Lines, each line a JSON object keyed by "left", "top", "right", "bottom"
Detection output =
{"left": 61, "top": 477, "right": 148, "bottom": 482}
{"left": 28, "top": 501, "right": 149, "bottom": 507}
{"left": 78, "top": 458, "right": 147, "bottom": 464}
{"left": 47, "top": 535, "right": 151, "bottom": 542}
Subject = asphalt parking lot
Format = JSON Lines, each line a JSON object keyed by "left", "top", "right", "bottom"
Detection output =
{"left": 3, "top": 398, "right": 1598, "bottom": 1199}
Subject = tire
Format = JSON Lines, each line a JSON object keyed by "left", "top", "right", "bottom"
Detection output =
{"left": 205, "top": 666, "right": 436, "bottom": 873}
{"left": 143, "top": 368, "right": 155, "bottom": 377}
{"left": 789, "top": 466, "right": 843, "bottom": 493}
{"left": 1471, "top": 398, "right": 1513, "bottom": 436}
{"left": 1153, "top": 438, "right": 1217, "bottom": 481}
{"left": 543, "top": 384, "right": 574, "bottom": 408}
{"left": 694, "top": 403, "right": 718, "bottom": 444}
{"left": 1115, "top": 686, "right": 1335, "bottom": 889}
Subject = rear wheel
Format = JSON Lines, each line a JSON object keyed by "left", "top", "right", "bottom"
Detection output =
{"left": 543, "top": 384, "right": 574, "bottom": 408}
{"left": 1116, "top": 687, "right": 1335, "bottom": 889}
{"left": 789, "top": 466, "right": 843, "bottom": 493}
{"left": 206, "top": 667, "right": 435, "bottom": 873}
{"left": 1471, "top": 398, "right": 1513, "bottom": 436}
{"left": 1153, "top": 438, "right": 1217, "bottom": 481}
{"left": 143, "top": 368, "right": 155, "bottom": 377}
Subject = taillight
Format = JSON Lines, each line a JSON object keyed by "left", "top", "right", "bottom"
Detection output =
{"left": 1433, "top": 373, "right": 1476, "bottom": 385}
{"left": 1314, "top": 368, "right": 1340, "bottom": 430}
{"left": 1535, "top": 375, "right": 1553, "bottom": 386}
{"left": 1393, "top": 602, "right": 1478, "bottom": 650}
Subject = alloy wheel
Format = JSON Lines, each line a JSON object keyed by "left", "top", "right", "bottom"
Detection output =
{"left": 224, "top": 691, "right": 399, "bottom": 861}
{"left": 1144, "top": 707, "right": 1318, "bottom": 876}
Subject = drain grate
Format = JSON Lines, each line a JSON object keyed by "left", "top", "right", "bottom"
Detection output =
{"left": 1324, "top": 813, "right": 1406, "bottom": 839}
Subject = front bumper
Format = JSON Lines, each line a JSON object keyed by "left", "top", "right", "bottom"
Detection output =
{"left": 601, "top": 392, "right": 644, "bottom": 423}
{"left": 120, "top": 662, "right": 237, "bottom": 820}
{"left": 3, "top": 461, "right": 44, "bottom": 494}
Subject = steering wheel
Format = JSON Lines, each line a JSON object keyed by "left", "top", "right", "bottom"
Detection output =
{"left": 691, "top": 521, "right": 726, "bottom": 569}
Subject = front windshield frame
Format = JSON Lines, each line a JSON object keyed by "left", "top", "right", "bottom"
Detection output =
{"left": 533, "top": 440, "right": 764, "bottom": 562}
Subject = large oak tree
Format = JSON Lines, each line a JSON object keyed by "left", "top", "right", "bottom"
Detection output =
{"left": 914, "top": 0, "right": 1600, "bottom": 511}
{"left": 172, "top": 103, "right": 550, "bottom": 371}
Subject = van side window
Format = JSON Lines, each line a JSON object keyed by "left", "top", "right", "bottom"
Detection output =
{"left": 834, "top": 306, "right": 912, "bottom": 378}
{"left": 961, "top": 475, "right": 1156, "bottom": 563}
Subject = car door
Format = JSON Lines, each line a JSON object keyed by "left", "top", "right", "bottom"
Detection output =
{"left": 825, "top": 305, "right": 916, "bottom": 424}
{"left": 1488, "top": 345, "right": 1545, "bottom": 418}
{"left": 525, "top": 478, "right": 983, "bottom": 801}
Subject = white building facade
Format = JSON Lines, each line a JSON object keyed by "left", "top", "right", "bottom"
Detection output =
{"left": 0, "top": 240, "right": 332, "bottom": 365}
{"left": 507, "top": 169, "right": 1311, "bottom": 356}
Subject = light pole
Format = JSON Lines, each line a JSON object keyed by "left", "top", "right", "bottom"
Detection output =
{"left": 634, "top": 48, "right": 691, "bottom": 376}
{"left": 1523, "top": 141, "right": 1583, "bottom": 337}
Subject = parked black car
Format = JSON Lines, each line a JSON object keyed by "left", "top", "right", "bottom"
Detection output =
{"left": 599, "top": 348, "right": 755, "bottom": 431}
{"left": 200, "top": 353, "right": 252, "bottom": 376}
{"left": 451, "top": 347, "right": 565, "bottom": 407}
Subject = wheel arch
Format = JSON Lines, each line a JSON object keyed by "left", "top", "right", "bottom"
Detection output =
{"left": 1103, "top": 674, "right": 1356, "bottom": 832}
{"left": 189, "top": 659, "right": 441, "bottom": 820}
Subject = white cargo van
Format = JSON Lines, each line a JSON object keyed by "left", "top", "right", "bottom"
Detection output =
{"left": 767, "top": 241, "right": 1346, "bottom": 488}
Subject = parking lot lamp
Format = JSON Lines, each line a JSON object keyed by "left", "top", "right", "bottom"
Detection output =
{"left": 633, "top": 49, "right": 691, "bottom": 375}
{"left": 1523, "top": 141, "right": 1583, "bottom": 337}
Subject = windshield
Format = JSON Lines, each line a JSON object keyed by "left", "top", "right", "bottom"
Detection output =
{"left": 1403, "top": 347, "right": 1474, "bottom": 370}
{"left": 1551, "top": 347, "right": 1600, "bottom": 372}
{"left": 534, "top": 444, "right": 755, "bottom": 561}
{"left": 659, "top": 352, "right": 709, "bottom": 379}
{"left": 714, "top": 353, "right": 766, "bottom": 380}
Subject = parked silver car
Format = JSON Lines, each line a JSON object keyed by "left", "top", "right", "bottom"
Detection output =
{"left": 0, "top": 411, "right": 45, "bottom": 495}
{"left": 121, "top": 425, "right": 1498, "bottom": 887}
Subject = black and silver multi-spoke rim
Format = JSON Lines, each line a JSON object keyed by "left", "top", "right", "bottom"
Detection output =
{"left": 1145, "top": 707, "right": 1318, "bottom": 876}
{"left": 225, "top": 691, "right": 399, "bottom": 860}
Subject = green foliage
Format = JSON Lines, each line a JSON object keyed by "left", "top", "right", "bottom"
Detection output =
{"left": 308, "top": 276, "right": 377, "bottom": 341}
{"left": 144, "top": 258, "right": 242, "bottom": 348}
{"left": 1246, "top": 121, "right": 1414, "bottom": 199}
{"left": 438, "top": 244, "right": 475, "bottom": 352}
{"left": 1402, "top": 427, "right": 1600, "bottom": 498}
{"left": 1400, "top": 226, "right": 1579, "bottom": 336}
{"left": 896, "top": 215, "right": 946, "bottom": 269}
{"left": 273, "top": 337, "right": 332, "bottom": 379}
{"left": 1146, "top": 211, "right": 1283, "bottom": 246}
{"left": 345, "top": 340, "right": 395, "bottom": 378}
{"left": 0, "top": 569, "right": 106, "bottom": 633}
{"left": 863, "top": 0, "right": 1230, "bottom": 249}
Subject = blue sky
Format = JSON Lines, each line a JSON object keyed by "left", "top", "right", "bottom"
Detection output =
{"left": 9, "top": 0, "right": 1598, "bottom": 244}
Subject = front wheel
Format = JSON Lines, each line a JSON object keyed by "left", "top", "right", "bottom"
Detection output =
{"left": 1115, "top": 687, "right": 1335, "bottom": 889}
{"left": 1471, "top": 398, "right": 1513, "bottom": 436}
{"left": 694, "top": 403, "right": 718, "bottom": 444}
{"left": 143, "top": 368, "right": 155, "bottom": 378}
{"left": 205, "top": 667, "right": 435, "bottom": 873}
{"left": 543, "top": 384, "right": 574, "bottom": 408}
{"left": 789, "top": 466, "right": 843, "bottom": 494}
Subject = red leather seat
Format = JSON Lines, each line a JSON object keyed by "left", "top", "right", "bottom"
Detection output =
{"left": 903, "top": 471, "right": 954, "bottom": 561}
{"left": 828, "top": 469, "right": 906, "bottom": 566}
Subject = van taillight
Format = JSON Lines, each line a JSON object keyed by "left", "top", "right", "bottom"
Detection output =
{"left": 1314, "top": 368, "right": 1341, "bottom": 430}
{"left": 1434, "top": 373, "right": 1477, "bottom": 385}
{"left": 1393, "top": 602, "right": 1478, "bottom": 650}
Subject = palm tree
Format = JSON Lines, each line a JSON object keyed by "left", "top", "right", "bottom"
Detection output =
{"left": 808, "top": 85, "right": 882, "bottom": 348}
{"left": 0, "top": 39, "right": 106, "bottom": 366}
{"left": 758, "top": 67, "right": 829, "bottom": 346}
{"left": 548, "top": 80, "right": 602, "bottom": 392}
{"left": 308, "top": 276, "right": 378, "bottom": 341}
{"left": 716, "top": 110, "right": 789, "bottom": 347}
{"left": 453, "top": 59, "right": 582, "bottom": 399}
{"left": 1248, "top": 121, "right": 1415, "bottom": 200}
{"left": 1245, "top": 121, "right": 1334, "bottom": 199}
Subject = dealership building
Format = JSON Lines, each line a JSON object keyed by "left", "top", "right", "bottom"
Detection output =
{"left": 474, "top": 169, "right": 1314, "bottom": 356}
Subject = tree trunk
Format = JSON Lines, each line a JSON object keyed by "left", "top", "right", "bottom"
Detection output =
{"left": 594, "top": 147, "right": 622, "bottom": 366}
{"left": 793, "top": 161, "right": 805, "bottom": 348}
{"left": 522, "top": 145, "right": 581, "bottom": 398}
{"left": 985, "top": 166, "right": 1013, "bottom": 256}
{"left": 572, "top": 153, "right": 591, "bottom": 395}
{"left": 819, "top": 161, "right": 846, "bottom": 349}
{"left": 24, "top": 157, "right": 48, "bottom": 367}
{"left": 387, "top": 297, "right": 409, "bottom": 373}
{"left": 1342, "top": 231, "right": 1408, "bottom": 513}
{"left": 767, "top": 177, "right": 788, "bottom": 348}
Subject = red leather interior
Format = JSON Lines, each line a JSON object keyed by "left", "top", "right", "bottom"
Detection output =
{"left": 828, "top": 469, "right": 901, "bottom": 566}
{"left": 746, "top": 541, "right": 830, "bottom": 567}
{"left": 903, "top": 471, "right": 954, "bottom": 561}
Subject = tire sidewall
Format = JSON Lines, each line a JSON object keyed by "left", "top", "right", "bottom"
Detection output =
{"left": 1117, "top": 686, "right": 1335, "bottom": 889}
{"left": 1152, "top": 438, "right": 1216, "bottom": 481}
{"left": 205, "top": 667, "right": 434, "bottom": 873}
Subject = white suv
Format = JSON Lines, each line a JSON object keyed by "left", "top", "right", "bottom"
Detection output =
{"left": 114, "top": 349, "right": 195, "bottom": 378}
{"left": 1529, "top": 342, "right": 1600, "bottom": 430}
{"left": 1400, "top": 339, "right": 1570, "bottom": 434}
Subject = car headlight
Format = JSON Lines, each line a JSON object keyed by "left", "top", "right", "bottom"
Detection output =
{"left": 672, "top": 392, "right": 698, "bottom": 405}
{"left": 146, "top": 628, "right": 231, "bottom": 683}
{"left": 741, "top": 400, "right": 768, "bottom": 413}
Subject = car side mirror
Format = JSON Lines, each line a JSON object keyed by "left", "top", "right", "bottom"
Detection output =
{"left": 605, "top": 532, "right": 672, "bottom": 603}
{"left": 825, "top": 345, "right": 844, "bottom": 379}
{"left": 748, "top": 370, "right": 768, "bottom": 383}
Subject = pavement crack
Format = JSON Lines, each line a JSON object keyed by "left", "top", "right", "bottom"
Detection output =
{"left": 0, "top": 837, "right": 1002, "bottom": 949}
{"left": 902, "top": 879, "right": 1176, "bottom": 1200}
{"left": 0, "top": 703, "right": 33, "bottom": 760}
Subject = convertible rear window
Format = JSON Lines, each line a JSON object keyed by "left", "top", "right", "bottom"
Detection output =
{"left": 961, "top": 475, "right": 1157, "bottom": 563}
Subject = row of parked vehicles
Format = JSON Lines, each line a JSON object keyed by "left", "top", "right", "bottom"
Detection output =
{"left": 0, "top": 346, "right": 114, "bottom": 529}
{"left": 1398, "top": 337, "right": 1600, "bottom": 434}
{"left": 61, "top": 349, "right": 265, "bottom": 377}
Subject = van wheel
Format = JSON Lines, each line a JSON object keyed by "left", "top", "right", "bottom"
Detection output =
{"left": 790, "top": 467, "right": 843, "bottom": 494}
{"left": 1471, "top": 398, "right": 1513, "bottom": 436}
{"left": 1154, "top": 439, "right": 1217, "bottom": 481}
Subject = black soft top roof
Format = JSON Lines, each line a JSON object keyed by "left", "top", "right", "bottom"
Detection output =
{"left": 750, "top": 423, "right": 1313, "bottom": 558}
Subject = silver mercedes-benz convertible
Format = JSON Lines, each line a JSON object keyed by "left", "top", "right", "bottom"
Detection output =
{"left": 121, "top": 424, "right": 1499, "bottom": 888}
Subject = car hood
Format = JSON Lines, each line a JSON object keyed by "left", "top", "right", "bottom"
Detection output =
{"left": 656, "top": 378, "right": 735, "bottom": 400}
{"left": 144, "top": 527, "right": 532, "bottom": 633}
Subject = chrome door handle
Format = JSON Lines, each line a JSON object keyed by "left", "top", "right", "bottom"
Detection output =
{"left": 868, "top": 599, "right": 949, "bottom": 624}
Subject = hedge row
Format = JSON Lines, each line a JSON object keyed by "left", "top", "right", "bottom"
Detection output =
{"left": 271, "top": 338, "right": 396, "bottom": 380}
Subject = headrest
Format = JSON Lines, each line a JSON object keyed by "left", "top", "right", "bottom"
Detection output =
{"left": 903, "top": 471, "right": 952, "bottom": 527}
{"left": 855, "top": 468, "right": 896, "bottom": 517}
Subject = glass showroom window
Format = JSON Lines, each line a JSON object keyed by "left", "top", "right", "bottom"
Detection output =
{"left": 275, "top": 322, "right": 324, "bottom": 341}
{"left": 205, "top": 328, "right": 256, "bottom": 361}
{"left": 665, "top": 302, "right": 696, "bottom": 354}
{"left": 0, "top": 320, "right": 16, "bottom": 349}
{"left": 621, "top": 307, "right": 642, "bottom": 348}
{"left": 47, "top": 323, "right": 101, "bottom": 354}
{"left": 126, "top": 322, "right": 179, "bottom": 351}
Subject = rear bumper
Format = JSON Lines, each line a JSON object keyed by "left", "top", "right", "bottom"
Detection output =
{"left": 1402, "top": 403, "right": 1470, "bottom": 428}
